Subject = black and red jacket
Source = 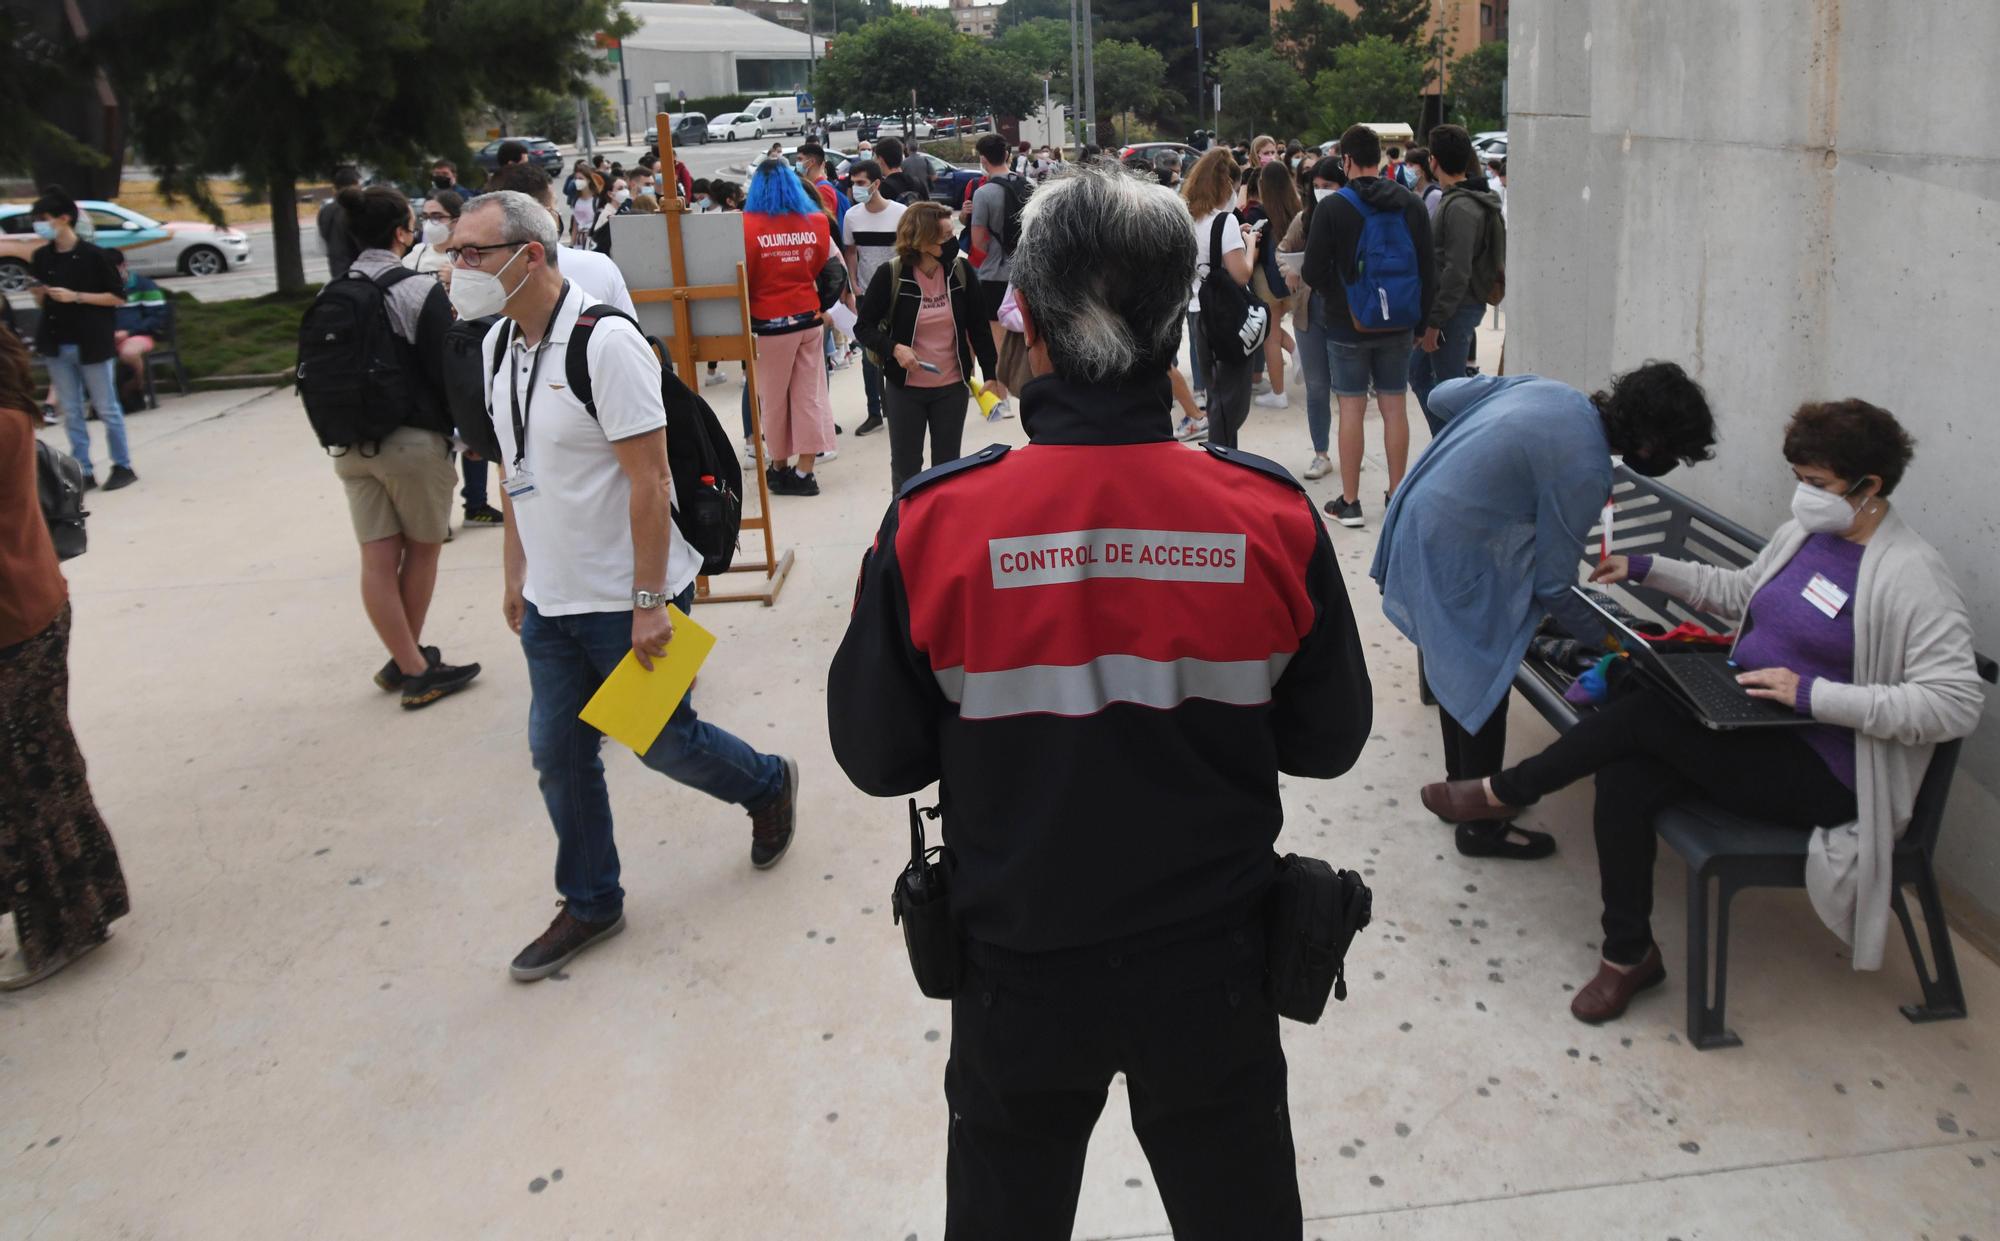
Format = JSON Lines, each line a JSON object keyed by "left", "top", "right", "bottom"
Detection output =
{"left": 828, "top": 371, "right": 1372, "bottom": 954}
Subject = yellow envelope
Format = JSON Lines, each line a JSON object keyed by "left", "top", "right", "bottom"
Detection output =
{"left": 578, "top": 605, "right": 717, "bottom": 754}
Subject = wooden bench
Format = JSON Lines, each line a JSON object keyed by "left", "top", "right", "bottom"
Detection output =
{"left": 1515, "top": 466, "right": 1997, "bottom": 1049}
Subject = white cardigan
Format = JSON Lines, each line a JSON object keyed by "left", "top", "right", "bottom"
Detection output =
{"left": 1642, "top": 509, "right": 1985, "bottom": 968}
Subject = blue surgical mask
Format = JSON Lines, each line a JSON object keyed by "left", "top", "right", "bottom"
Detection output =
{"left": 33, "top": 220, "right": 59, "bottom": 240}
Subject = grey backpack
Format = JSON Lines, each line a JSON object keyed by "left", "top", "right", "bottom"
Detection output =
{"left": 36, "top": 438, "right": 88, "bottom": 560}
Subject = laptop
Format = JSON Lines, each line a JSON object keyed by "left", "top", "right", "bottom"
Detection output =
{"left": 1569, "top": 587, "right": 1812, "bottom": 729}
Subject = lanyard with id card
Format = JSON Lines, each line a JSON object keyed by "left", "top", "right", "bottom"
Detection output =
{"left": 504, "top": 281, "right": 570, "bottom": 503}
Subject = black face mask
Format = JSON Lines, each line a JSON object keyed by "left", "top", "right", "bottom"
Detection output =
{"left": 432, "top": 174, "right": 453, "bottom": 189}
{"left": 937, "top": 238, "right": 960, "bottom": 266}
{"left": 1623, "top": 449, "right": 1680, "bottom": 478}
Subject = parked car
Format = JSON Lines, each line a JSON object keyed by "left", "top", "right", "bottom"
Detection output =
{"left": 1473, "top": 130, "right": 1508, "bottom": 159}
{"left": 854, "top": 115, "right": 882, "bottom": 142}
{"left": 918, "top": 153, "right": 982, "bottom": 206}
{"left": 0, "top": 200, "right": 251, "bottom": 292}
{"left": 710, "top": 111, "right": 766, "bottom": 142}
{"left": 646, "top": 113, "right": 710, "bottom": 149}
{"left": 1117, "top": 142, "right": 1198, "bottom": 167}
{"left": 474, "top": 136, "right": 564, "bottom": 175}
{"left": 820, "top": 110, "right": 848, "bottom": 131}
{"left": 877, "top": 117, "right": 935, "bottom": 140}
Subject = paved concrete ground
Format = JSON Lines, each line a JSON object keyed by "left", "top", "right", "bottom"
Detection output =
{"left": 6, "top": 328, "right": 1999, "bottom": 1239}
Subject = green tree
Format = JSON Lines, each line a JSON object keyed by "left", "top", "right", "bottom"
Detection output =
{"left": 1449, "top": 39, "right": 1507, "bottom": 133}
{"left": 1090, "top": 0, "right": 1268, "bottom": 134}
{"left": 1214, "top": 45, "right": 1308, "bottom": 140}
{"left": 813, "top": 9, "right": 960, "bottom": 120}
{"left": 1, "top": 8, "right": 107, "bottom": 179}
{"left": 1310, "top": 34, "right": 1429, "bottom": 137}
{"left": 1273, "top": 0, "right": 1355, "bottom": 78}
{"left": 997, "top": 0, "right": 1071, "bottom": 30}
{"left": 95, "top": 0, "right": 631, "bottom": 294}
{"left": 516, "top": 87, "right": 618, "bottom": 145}
{"left": 947, "top": 40, "right": 1041, "bottom": 119}
{"left": 1353, "top": 0, "right": 1433, "bottom": 46}
{"left": 996, "top": 17, "right": 1071, "bottom": 79}
{"left": 1091, "top": 38, "right": 1171, "bottom": 142}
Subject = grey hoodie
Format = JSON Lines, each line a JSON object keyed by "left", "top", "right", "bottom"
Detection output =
{"left": 1430, "top": 181, "right": 1505, "bottom": 326}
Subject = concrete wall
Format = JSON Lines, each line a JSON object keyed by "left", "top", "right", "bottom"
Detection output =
{"left": 1506, "top": 0, "right": 2000, "bottom": 930}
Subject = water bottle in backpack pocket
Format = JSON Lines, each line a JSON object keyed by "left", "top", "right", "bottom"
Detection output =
{"left": 295, "top": 269, "right": 421, "bottom": 451}
{"left": 1336, "top": 186, "right": 1423, "bottom": 333}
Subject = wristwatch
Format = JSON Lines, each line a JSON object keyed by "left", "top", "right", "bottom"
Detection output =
{"left": 633, "top": 589, "right": 670, "bottom": 610}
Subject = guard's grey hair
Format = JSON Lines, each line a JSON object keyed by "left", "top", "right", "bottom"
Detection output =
{"left": 463, "top": 190, "right": 559, "bottom": 269}
{"left": 1009, "top": 165, "right": 1196, "bottom": 386}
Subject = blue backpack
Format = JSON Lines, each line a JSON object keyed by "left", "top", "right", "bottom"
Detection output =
{"left": 1335, "top": 186, "right": 1423, "bottom": 333}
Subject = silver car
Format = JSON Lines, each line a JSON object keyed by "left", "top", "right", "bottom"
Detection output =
{"left": 0, "top": 199, "right": 252, "bottom": 293}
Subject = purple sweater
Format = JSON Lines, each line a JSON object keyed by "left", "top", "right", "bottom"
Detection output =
{"left": 1633, "top": 537, "right": 1862, "bottom": 787}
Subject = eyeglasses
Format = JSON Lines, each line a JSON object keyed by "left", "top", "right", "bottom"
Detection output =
{"left": 444, "top": 240, "right": 527, "bottom": 268}
{"left": 418, "top": 211, "right": 454, "bottom": 223}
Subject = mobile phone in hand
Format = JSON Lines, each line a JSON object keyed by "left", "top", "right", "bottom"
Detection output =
{"left": 916, "top": 360, "right": 943, "bottom": 374}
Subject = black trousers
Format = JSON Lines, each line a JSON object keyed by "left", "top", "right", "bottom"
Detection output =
{"left": 884, "top": 381, "right": 968, "bottom": 493}
{"left": 1190, "top": 312, "right": 1252, "bottom": 449}
{"left": 1491, "top": 684, "right": 1857, "bottom": 964}
{"left": 945, "top": 920, "right": 1301, "bottom": 1241}
{"left": 1426, "top": 665, "right": 1511, "bottom": 830}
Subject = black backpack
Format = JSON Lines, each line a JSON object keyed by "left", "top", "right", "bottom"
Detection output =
{"left": 484, "top": 306, "right": 743, "bottom": 575}
{"left": 295, "top": 268, "right": 421, "bottom": 451}
{"left": 441, "top": 314, "right": 503, "bottom": 461}
{"left": 993, "top": 172, "right": 1032, "bottom": 255}
{"left": 1198, "top": 212, "right": 1270, "bottom": 365}
{"left": 35, "top": 438, "right": 88, "bottom": 560}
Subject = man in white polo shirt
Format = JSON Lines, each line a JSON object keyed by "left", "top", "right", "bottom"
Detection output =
{"left": 449, "top": 191, "right": 801, "bottom": 983}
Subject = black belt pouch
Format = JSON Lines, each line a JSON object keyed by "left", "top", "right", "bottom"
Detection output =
{"left": 1266, "top": 853, "right": 1374, "bottom": 1024}
{"left": 892, "top": 799, "right": 961, "bottom": 999}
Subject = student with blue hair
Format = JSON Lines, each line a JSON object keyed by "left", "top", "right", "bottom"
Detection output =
{"left": 742, "top": 159, "right": 840, "bottom": 496}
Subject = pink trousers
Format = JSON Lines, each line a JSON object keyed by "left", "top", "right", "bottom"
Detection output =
{"left": 754, "top": 325, "right": 836, "bottom": 461}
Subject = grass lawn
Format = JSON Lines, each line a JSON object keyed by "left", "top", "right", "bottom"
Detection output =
{"left": 171, "top": 286, "right": 318, "bottom": 380}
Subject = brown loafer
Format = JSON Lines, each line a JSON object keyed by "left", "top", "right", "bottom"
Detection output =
{"left": 1420, "top": 778, "right": 1526, "bottom": 824}
{"left": 1570, "top": 946, "right": 1666, "bottom": 1024}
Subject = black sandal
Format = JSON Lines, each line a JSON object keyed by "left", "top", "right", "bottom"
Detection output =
{"left": 1455, "top": 821, "right": 1556, "bottom": 860}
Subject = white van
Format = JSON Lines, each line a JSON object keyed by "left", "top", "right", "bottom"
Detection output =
{"left": 745, "top": 96, "right": 805, "bottom": 136}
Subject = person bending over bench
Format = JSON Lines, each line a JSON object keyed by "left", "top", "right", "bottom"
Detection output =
{"left": 1423, "top": 400, "right": 1985, "bottom": 1025}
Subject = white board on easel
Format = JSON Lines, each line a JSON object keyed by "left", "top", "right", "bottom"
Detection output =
{"left": 607, "top": 212, "right": 748, "bottom": 343}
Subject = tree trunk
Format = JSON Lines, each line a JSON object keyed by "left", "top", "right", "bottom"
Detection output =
{"left": 268, "top": 169, "right": 305, "bottom": 296}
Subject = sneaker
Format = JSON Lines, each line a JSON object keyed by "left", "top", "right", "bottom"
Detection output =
{"left": 1253, "top": 391, "right": 1289, "bottom": 409}
{"left": 400, "top": 658, "right": 481, "bottom": 709}
{"left": 41, "top": 403, "right": 58, "bottom": 426}
{"left": 771, "top": 469, "right": 820, "bottom": 497}
{"left": 0, "top": 932, "right": 107, "bottom": 991}
{"left": 508, "top": 902, "right": 626, "bottom": 982}
{"left": 1303, "top": 454, "right": 1333, "bottom": 480}
{"left": 1174, "top": 416, "right": 1209, "bottom": 442}
{"left": 834, "top": 422, "right": 844, "bottom": 435}
{"left": 374, "top": 645, "right": 440, "bottom": 692}
{"left": 1324, "top": 497, "right": 1365, "bottom": 528}
{"left": 749, "top": 756, "right": 800, "bottom": 869}
{"left": 818, "top": 446, "right": 839, "bottom": 463}
{"left": 1193, "top": 390, "right": 1208, "bottom": 411}
{"left": 743, "top": 439, "right": 760, "bottom": 469}
{"left": 705, "top": 369, "right": 729, "bottom": 387}
{"left": 993, "top": 398, "right": 1015, "bottom": 420}
{"left": 81, "top": 474, "right": 98, "bottom": 492}
{"left": 1251, "top": 376, "right": 1272, "bottom": 396}
{"left": 463, "top": 504, "right": 505, "bottom": 526}
{"left": 854, "top": 415, "right": 884, "bottom": 437}
{"left": 103, "top": 464, "right": 138, "bottom": 491}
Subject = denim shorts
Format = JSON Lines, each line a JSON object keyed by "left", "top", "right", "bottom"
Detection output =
{"left": 1327, "top": 331, "right": 1413, "bottom": 397}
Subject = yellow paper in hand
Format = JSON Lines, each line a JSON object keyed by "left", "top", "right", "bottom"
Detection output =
{"left": 971, "top": 381, "right": 1001, "bottom": 421}
{"left": 578, "top": 605, "right": 716, "bottom": 754}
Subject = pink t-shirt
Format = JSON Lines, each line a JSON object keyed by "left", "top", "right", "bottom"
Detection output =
{"left": 906, "top": 262, "right": 962, "bottom": 388}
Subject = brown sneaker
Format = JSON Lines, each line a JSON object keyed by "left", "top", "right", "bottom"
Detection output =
{"left": 749, "top": 756, "right": 799, "bottom": 870}
{"left": 509, "top": 902, "right": 626, "bottom": 982}
{"left": 1570, "top": 945, "right": 1666, "bottom": 1024}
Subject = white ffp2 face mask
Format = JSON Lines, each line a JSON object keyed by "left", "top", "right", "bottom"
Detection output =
{"left": 447, "top": 244, "right": 529, "bottom": 320}
{"left": 1790, "top": 479, "right": 1862, "bottom": 534}
{"left": 1314, "top": 186, "right": 1336, "bottom": 202}
{"left": 421, "top": 220, "right": 450, "bottom": 247}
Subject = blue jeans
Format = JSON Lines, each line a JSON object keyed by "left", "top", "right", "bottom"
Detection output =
{"left": 520, "top": 591, "right": 786, "bottom": 922}
{"left": 861, "top": 355, "right": 884, "bottom": 421}
{"left": 1409, "top": 301, "right": 1487, "bottom": 437}
{"left": 1298, "top": 296, "right": 1332, "bottom": 455}
{"left": 1326, "top": 332, "right": 1412, "bottom": 398}
{"left": 461, "top": 454, "right": 488, "bottom": 510}
{"left": 48, "top": 345, "right": 130, "bottom": 477}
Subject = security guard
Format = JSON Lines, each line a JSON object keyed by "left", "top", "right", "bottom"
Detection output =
{"left": 829, "top": 167, "right": 1373, "bottom": 1240}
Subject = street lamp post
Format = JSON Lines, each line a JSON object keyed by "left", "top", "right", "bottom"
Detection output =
{"left": 1068, "top": 0, "right": 1081, "bottom": 150}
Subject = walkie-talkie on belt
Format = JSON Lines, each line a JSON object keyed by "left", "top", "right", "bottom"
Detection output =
{"left": 892, "top": 799, "right": 960, "bottom": 999}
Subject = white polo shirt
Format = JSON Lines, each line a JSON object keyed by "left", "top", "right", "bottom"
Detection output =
{"left": 486, "top": 283, "right": 700, "bottom": 616}
{"left": 557, "top": 242, "right": 637, "bottom": 316}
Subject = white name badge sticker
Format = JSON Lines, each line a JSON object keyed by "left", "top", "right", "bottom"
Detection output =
{"left": 1803, "top": 572, "right": 1849, "bottom": 619}
{"left": 503, "top": 469, "right": 540, "bottom": 502}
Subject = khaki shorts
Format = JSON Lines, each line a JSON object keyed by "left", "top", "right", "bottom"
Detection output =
{"left": 332, "top": 426, "right": 455, "bottom": 545}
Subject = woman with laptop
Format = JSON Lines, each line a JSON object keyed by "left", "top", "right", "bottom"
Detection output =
{"left": 1423, "top": 400, "right": 1985, "bottom": 1025}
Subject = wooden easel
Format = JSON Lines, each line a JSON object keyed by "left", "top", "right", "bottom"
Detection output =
{"left": 634, "top": 112, "right": 794, "bottom": 606}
